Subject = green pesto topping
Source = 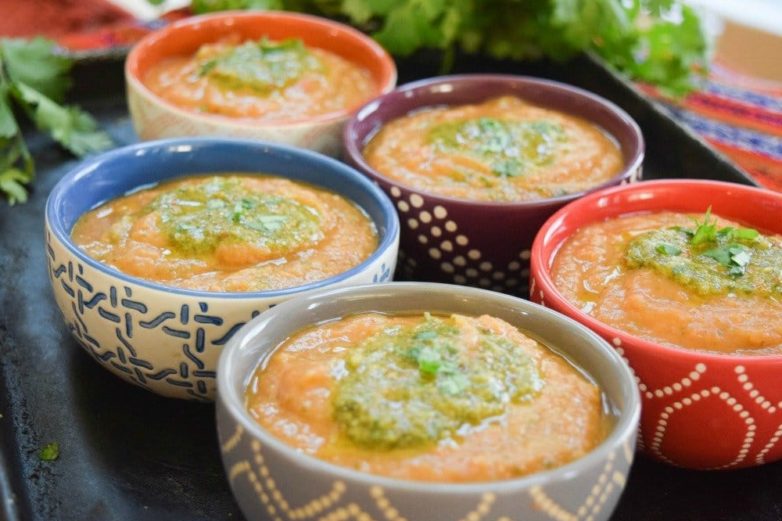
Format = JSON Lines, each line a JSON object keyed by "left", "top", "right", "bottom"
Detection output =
{"left": 429, "top": 117, "right": 564, "bottom": 178}
{"left": 197, "top": 38, "right": 320, "bottom": 93}
{"left": 625, "top": 209, "right": 782, "bottom": 297}
{"left": 149, "top": 176, "right": 322, "bottom": 257}
{"left": 332, "top": 314, "right": 543, "bottom": 450}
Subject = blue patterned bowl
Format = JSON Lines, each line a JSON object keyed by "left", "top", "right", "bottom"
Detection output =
{"left": 217, "top": 283, "right": 641, "bottom": 521}
{"left": 45, "top": 138, "right": 400, "bottom": 400}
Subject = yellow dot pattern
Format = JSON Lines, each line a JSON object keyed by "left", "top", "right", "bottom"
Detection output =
{"left": 529, "top": 451, "right": 623, "bottom": 521}
{"left": 222, "top": 422, "right": 629, "bottom": 521}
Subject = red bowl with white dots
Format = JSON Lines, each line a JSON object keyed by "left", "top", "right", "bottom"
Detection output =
{"left": 343, "top": 75, "right": 643, "bottom": 295}
{"left": 530, "top": 179, "right": 782, "bottom": 469}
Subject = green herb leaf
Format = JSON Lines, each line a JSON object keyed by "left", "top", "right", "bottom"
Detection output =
{"left": 190, "top": 1, "right": 707, "bottom": 94}
{"left": 0, "top": 38, "right": 72, "bottom": 101}
{"left": 0, "top": 37, "right": 111, "bottom": 204}
{"left": 38, "top": 442, "right": 60, "bottom": 462}
{"left": 414, "top": 345, "right": 442, "bottom": 374}
{"left": 691, "top": 206, "right": 717, "bottom": 245}
{"left": 733, "top": 227, "right": 760, "bottom": 241}
{"left": 0, "top": 167, "right": 30, "bottom": 204}
{"left": 656, "top": 243, "right": 681, "bottom": 256}
{"left": 702, "top": 247, "right": 731, "bottom": 267}
{"left": 13, "top": 83, "right": 112, "bottom": 156}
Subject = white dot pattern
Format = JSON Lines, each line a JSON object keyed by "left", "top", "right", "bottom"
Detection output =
{"left": 384, "top": 185, "right": 534, "bottom": 294}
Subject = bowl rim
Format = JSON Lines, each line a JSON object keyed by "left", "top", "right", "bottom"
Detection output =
{"left": 343, "top": 73, "right": 645, "bottom": 209}
{"left": 124, "top": 10, "right": 397, "bottom": 129}
{"left": 530, "top": 178, "right": 782, "bottom": 363}
{"left": 217, "top": 282, "right": 641, "bottom": 493}
{"left": 45, "top": 137, "right": 400, "bottom": 300}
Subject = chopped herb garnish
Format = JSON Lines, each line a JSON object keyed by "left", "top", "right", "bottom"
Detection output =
{"left": 690, "top": 207, "right": 718, "bottom": 245}
{"left": 429, "top": 117, "right": 564, "bottom": 178}
{"left": 656, "top": 243, "right": 681, "bottom": 256}
{"left": 38, "top": 442, "right": 59, "bottom": 461}
{"left": 333, "top": 314, "right": 542, "bottom": 449}
{"left": 151, "top": 176, "right": 322, "bottom": 257}
{"left": 626, "top": 209, "right": 780, "bottom": 296}
{"left": 196, "top": 37, "right": 320, "bottom": 93}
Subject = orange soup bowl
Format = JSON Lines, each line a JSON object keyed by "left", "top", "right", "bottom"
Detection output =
{"left": 530, "top": 179, "right": 782, "bottom": 469}
{"left": 343, "top": 75, "right": 643, "bottom": 295}
{"left": 125, "top": 11, "right": 396, "bottom": 156}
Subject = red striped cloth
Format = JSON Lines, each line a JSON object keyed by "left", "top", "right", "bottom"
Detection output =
{"left": 640, "top": 61, "right": 782, "bottom": 192}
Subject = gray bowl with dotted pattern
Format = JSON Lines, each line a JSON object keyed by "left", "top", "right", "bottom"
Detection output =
{"left": 216, "top": 282, "right": 641, "bottom": 521}
{"left": 343, "top": 75, "right": 644, "bottom": 295}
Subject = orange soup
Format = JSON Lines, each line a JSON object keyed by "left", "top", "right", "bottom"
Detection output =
{"left": 72, "top": 175, "right": 378, "bottom": 292}
{"left": 552, "top": 211, "right": 782, "bottom": 354}
{"left": 363, "top": 96, "right": 624, "bottom": 202}
{"left": 144, "top": 36, "right": 376, "bottom": 121}
{"left": 245, "top": 312, "right": 607, "bottom": 482}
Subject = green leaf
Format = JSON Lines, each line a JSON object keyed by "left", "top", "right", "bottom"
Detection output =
{"left": 191, "top": 0, "right": 283, "bottom": 13}
{"left": 733, "top": 227, "right": 760, "bottom": 241}
{"left": 0, "top": 167, "right": 30, "bottom": 205}
{"left": 13, "top": 83, "right": 112, "bottom": 156}
{"left": 0, "top": 38, "right": 72, "bottom": 101}
{"left": 731, "top": 248, "right": 751, "bottom": 267}
{"left": 702, "top": 247, "right": 731, "bottom": 267}
{"left": 691, "top": 207, "right": 717, "bottom": 245}
{"left": 38, "top": 442, "right": 60, "bottom": 462}
{"left": 0, "top": 88, "right": 18, "bottom": 138}
{"left": 656, "top": 243, "right": 681, "bottom": 256}
{"left": 415, "top": 346, "right": 442, "bottom": 374}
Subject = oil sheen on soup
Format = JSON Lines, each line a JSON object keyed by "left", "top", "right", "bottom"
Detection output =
{"left": 143, "top": 36, "right": 376, "bottom": 121}
{"left": 245, "top": 312, "right": 608, "bottom": 482}
{"left": 71, "top": 175, "right": 378, "bottom": 292}
{"left": 552, "top": 211, "right": 782, "bottom": 354}
{"left": 363, "top": 96, "right": 624, "bottom": 202}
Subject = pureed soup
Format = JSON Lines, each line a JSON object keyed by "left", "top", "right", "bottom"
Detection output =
{"left": 71, "top": 175, "right": 378, "bottom": 292}
{"left": 143, "top": 36, "right": 377, "bottom": 121}
{"left": 363, "top": 96, "right": 624, "bottom": 202}
{"left": 552, "top": 210, "right": 782, "bottom": 355}
{"left": 245, "top": 312, "right": 609, "bottom": 482}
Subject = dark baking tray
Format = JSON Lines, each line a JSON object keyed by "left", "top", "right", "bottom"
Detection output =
{"left": 1, "top": 54, "right": 779, "bottom": 521}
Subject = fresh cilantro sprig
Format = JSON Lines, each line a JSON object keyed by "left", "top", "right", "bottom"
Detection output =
{"left": 191, "top": 0, "right": 707, "bottom": 95}
{"left": 685, "top": 208, "right": 761, "bottom": 278}
{"left": 667, "top": 207, "right": 762, "bottom": 278}
{"left": 0, "top": 38, "right": 112, "bottom": 205}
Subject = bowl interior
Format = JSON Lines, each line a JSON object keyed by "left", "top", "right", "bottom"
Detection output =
{"left": 346, "top": 75, "right": 643, "bottom": 178}
{"left": 126, "top": 11, "right": 395, "bottom": 108}
{"left": 46, "top": 138, "right": 398, "bottom": 294}
{"left": 533, "top": 179, "right": 782, "bottom": 358}
{"left": 537, "top": 179, "right": 782, "bottom": 273}
{"left": 219, "top": 282, "right": 640, "bottom": 489}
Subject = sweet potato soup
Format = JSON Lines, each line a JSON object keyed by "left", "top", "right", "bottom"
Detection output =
{"left": 144, "top": 36, "right": 376, "bottom": 121}
{"left": 71, "top": 175, "right": 378, "bottom": 292}
{"left": 363, "top": 96, "right": 624, "bottom": 202}
{"left": 552, "top": 211, "right": 782, "bottom": 355}
{"left": 245, "top": 312, "right": 608, "bottom": 482}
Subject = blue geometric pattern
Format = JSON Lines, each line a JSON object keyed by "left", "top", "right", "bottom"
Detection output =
{"left": 46, "top": 231, "right": 394, "bottom": 400}
{"left": 46, "top": 232, "right": 263, "bottom": 401}
{"left": 371, "top": 262, "right": 392, "bottom": 283}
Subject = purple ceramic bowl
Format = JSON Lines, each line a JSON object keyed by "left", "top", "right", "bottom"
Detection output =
{"left": 343, "top": 74, "right": 644, "bottom": 294}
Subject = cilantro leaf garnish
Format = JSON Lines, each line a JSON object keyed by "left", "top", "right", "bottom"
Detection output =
{"left": 626, "top": 209, "right": 777, "bottom": 295}
{"left": 38, "top": 442, "right": 60, "bottom": 462}
{"left": 0, "top": 38, "right": 112, "bottom": 205}
{"left": 656, "top": 243, "right": 681, "bottom": 256}
{"left": 689, "top": 208, "right": 761, "bottom": 278}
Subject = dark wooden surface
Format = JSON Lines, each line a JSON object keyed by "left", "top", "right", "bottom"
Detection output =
{"left": 1, "top": 55, "right": 779, "bottom": 521}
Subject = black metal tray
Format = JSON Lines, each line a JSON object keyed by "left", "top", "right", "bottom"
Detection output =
{"left": 1, "top": 54, "right": 779, "bottom": 521}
